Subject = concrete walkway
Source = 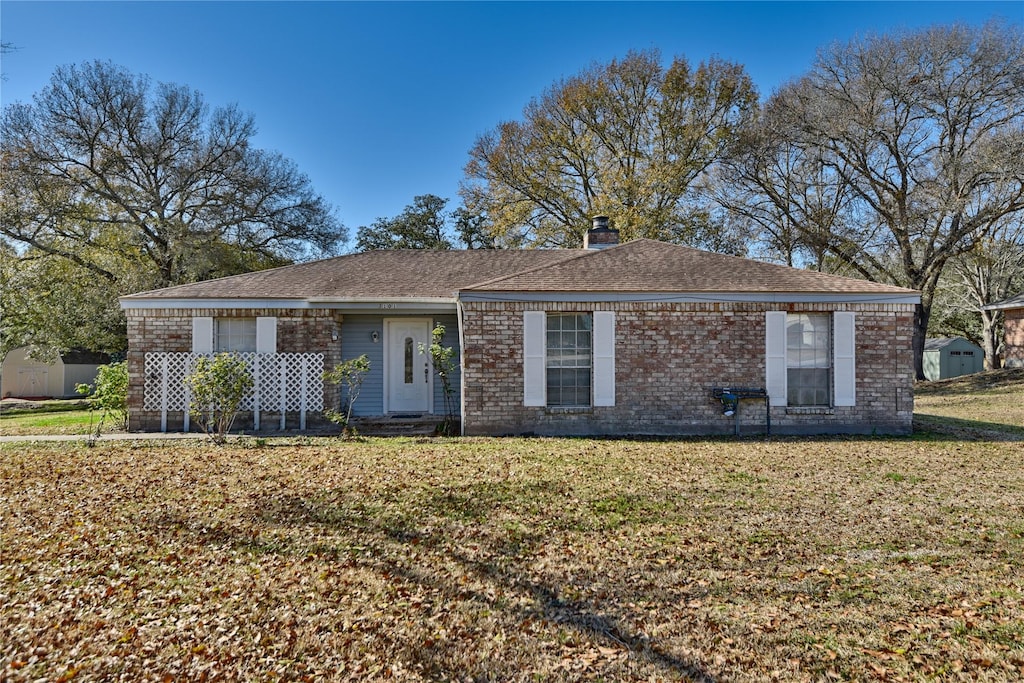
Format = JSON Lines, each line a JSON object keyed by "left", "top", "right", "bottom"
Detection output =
{"left": 0, "top": 431, "right": 212, "bottom": 443}
{"left": 0, "top": 422, "right": 439, "bottom": 442}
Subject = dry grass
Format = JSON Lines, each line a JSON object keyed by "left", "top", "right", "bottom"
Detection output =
{"left": 915, "top": 368, "right": 1024, "bottom": 438}
{"left": 2, "top": 433, "right": 1022, "bottom": 682}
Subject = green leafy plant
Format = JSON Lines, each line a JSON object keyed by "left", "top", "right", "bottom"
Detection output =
{"left": 323, "top": 354, "right": 371, "bottom": 436}
{"left": 75, "top": 361, "right": 129, "bottom": 441}
{"left": 421, "top": 324, "right": 458, "bottom": 436}
{"left": 184, "top": 353, "right": 254, "bottom": 444}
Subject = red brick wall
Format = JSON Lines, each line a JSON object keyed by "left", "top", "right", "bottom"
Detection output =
{"left": 460, "top": 301, "right": 916, "bottom": 436}
{"left": 125, "top": 308, "right": 343, "bottom": 431}
{"left": 1005, "top": 308, "right": 1024, "bottom": 368}
{"left": 126, "top": 301, "right": 918, "bottom": 435}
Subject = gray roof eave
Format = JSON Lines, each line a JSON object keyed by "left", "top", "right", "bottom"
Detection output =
{"left": 120, "top": 296, "right": 458, "bottom": 311}
{"left": 456, "top": 290, "right": 922, "bottom": 305}
{"left": 982, "top": 294, "right": 1024, "bottom": 311}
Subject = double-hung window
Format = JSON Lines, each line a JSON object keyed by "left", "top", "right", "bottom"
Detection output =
{"left": 215, "top": 318, "right": 257, "bottom": 353}
{"left": 546, "top": 313, "right": 593, "bottom": 407}
{"left": 786, "top": 313, "right": 830, "bottom": 406}
{"left": 523, "top": 310, "right": 615, "bottom": 408}
{"left": 765, "top": 311, "right": 856, "bottom": 408}
{"left": 192, "top": 316, "right": 277, "bottom": 355}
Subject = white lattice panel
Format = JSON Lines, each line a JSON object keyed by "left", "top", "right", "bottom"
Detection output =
{"left": 144, "top": 352, "right": 324, "bottom": 418}
{"left": 144, "top": 353, "right": 193, "bottom": 410}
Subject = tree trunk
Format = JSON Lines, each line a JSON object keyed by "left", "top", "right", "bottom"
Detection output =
{"left": 981, "top": 309, "right": 1002, "bottom": 370}
{"left": 912, "top": 303, "right": 930, "bottom": 381}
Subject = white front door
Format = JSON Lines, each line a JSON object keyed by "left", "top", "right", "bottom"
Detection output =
{"left": 385, "top": 319, "right": 432, "bottom": 414}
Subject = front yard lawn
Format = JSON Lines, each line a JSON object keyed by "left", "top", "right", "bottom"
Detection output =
{"left": 0, "top": 399, "right": 99, "bottom": 436}
{"left": 2, "top": 436, "right": 1022, "bottom": 681}
{"left": 914, "top": 368, "right": 1024, "bottom": 438}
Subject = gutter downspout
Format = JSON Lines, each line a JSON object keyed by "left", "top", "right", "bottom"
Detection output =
{"left": 456, "top": 297, "right": 467, "bottom": 436}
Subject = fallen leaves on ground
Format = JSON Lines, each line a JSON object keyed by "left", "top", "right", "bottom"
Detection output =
{"left": 2, "top": 435, "right": 1022, "bottom": 681}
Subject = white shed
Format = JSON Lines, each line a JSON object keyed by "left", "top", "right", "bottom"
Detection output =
{"left": 0, "top": 347, "right": 110, "bottom": 399}
{"left": 922, "top": 337, "right": 984, "bottom": 381}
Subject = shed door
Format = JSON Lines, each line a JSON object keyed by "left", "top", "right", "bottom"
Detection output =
{"left": 956, "top": 350, "right": 976, "bottom": 376}
{"left": 19, "top": 365, "right": 49, "bottom": 396}
{"left": 385, "top": 319, "right": 432, "bottom": 414}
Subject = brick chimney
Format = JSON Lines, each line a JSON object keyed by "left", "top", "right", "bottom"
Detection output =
{"left": 583, "top": 215, "right": 619, "bottom": 249}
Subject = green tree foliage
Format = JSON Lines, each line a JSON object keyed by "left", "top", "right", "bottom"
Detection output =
{"left": 739, "top": 22, "right": 1024, "bottom": 379}
{"left": 184, "top": 353, "right": 254, "bottom": 444}
{"left": 420, "top": 324, "right": 458, "bottom": 436}
{"left": 0, "top": 242, "right": 128, "bottom": 358}
{"left": 355, "top": 195, "right": 458, "bottom": 251}
{"left": 0, "top": 61, "right": 344, "bottom": 357}
{"left": 463, "top": 49, "right": 757, "bottom": 248}
{"left": 453, "top": 207, "right": 496, "bottom": 250}
{"left": 323, "top": 354, "right": 371, "bottom": 435}
{"left": 76, "top": 361, "right": 129, "bottom": 434}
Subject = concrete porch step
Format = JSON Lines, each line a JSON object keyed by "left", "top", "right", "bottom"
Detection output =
{"left": 350, "top": 415, "right": 441, "bottom": 437}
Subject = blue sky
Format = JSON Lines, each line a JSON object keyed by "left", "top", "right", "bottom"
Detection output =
{"left": 2, "top": 1, "right": 1019, "bottom": 243}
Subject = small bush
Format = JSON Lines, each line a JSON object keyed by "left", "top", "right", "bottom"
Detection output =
{"left": 76, "top": 361, "right": 129, "bottom": 437}
{"left": 324, "top": 354, "right": 371, "bottom": 436}
{"left": 421, "top": 324, "right": 458, "bottom": 436}
{"left": 184, "top": 353, "right": 254, "bottom": 444}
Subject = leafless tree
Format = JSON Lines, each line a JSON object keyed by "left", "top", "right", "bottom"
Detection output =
{"left": 932, "top": 216, "right": 1024, "bottom": 368}
{"left": 1, "top": 61, "right": 345, "bottom": 289}
{"left": 736, "top": 22, "right": 1024, "bottom": 379}
{"left": 714, "top": 115, "right": 861, "bottom": 270}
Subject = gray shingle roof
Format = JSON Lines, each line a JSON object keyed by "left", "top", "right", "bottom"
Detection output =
{"left": 924, "top": 337, "right": 980, "bottom": 351}
{"left": 983, "top": 292, "right": 1024, "bottom": 311}
{"left": 121, "top": 240, "right": 918, "bottom": 302}
{"left": 121, "top": 249, "right": 580, "bottom": 300}
{"left": 463, "top": 240, "right": 918, "bottom": 295}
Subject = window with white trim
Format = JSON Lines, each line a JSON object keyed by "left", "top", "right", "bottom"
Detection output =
{"left": 786, "top": 313, "right": 831, "bottom": 406}
{"left": 523, "top": 310, "right": 614, "bottom": 409}
{"left": 215, "top": 318, "right": 257, "bottom": 353}
{"left": 766, "top": 311, "right": 855, "bottom": 408}
{"left": 546, "top": 313, "right": 592, "bottom": 407}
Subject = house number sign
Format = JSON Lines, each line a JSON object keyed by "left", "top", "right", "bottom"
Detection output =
{"left": 380, "top": 303, "right": 399, "bottom": 309}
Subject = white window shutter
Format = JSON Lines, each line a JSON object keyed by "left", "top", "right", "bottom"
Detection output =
{"left": 192, "top": 317, "right": 213, "bottom": 354}
{"left": 833, "top": 312, "right": 856, "bottom": 406}
{"left": 593, "top": 311, "right": 615, "bottom": 406}
{"left": 256, "top": 317, "right": 278, "bottom": 354}
{"left": 523, "top": 311, "right": 546, "bottom": 407}
{"left": 765, "top": 311, "right": 787, "bottom": 406}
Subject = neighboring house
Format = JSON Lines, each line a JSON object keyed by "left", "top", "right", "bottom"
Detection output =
{"left": 922, "top": 337, "right": 984, "bottom": 381}
{"left": 1, "top": 347, "right": 110, "bottom": 399}
{"left": 984, "top": 293, "right": 1024, "bottom": 368}
{"left": 120, "top": 217, "right": 921, "bottom": 436}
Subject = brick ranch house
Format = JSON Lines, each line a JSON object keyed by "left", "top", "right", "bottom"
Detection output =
{"left": 984, "top": 293, "right": 1024, "bottom": 368}
{"left": 120, "top": 218, "right": 921, "bottom": 436}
